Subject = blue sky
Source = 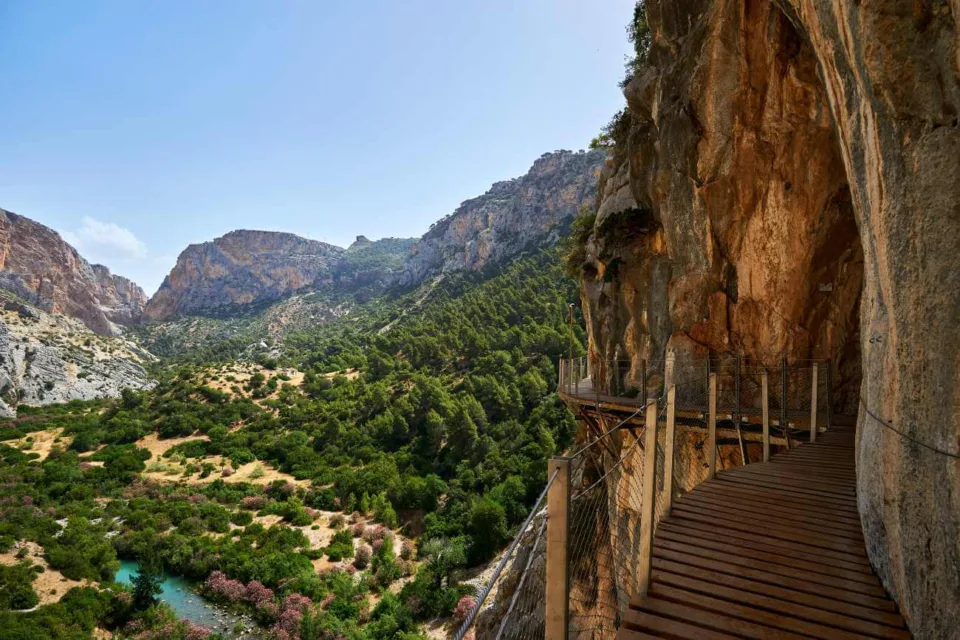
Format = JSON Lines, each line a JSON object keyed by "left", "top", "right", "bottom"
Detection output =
{"left": 0, "top": 1, "right": 633, "bottom": 294}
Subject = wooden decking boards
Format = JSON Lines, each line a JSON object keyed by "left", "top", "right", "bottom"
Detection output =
{"left": 616, "top": 425, "right": 911, "bottom": 640}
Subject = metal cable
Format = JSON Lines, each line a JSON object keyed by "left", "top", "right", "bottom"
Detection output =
{"left": 493, "top": 518, "right": 548, "bottom": 640}
{"left": 453, "top": 468, "right": 560, "bottom": 640}
{"left": 860, "top": 398, "right": 960, "bottom": 460}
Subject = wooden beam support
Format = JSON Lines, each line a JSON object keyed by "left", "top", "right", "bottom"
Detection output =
{"left": 708, "top": 374, "right": 718, "bottom": 479}
{"left": 545, "top": 457, "right": 570, "bottom": 639}
{"left": 761, "top": 371, "right": 770, "bottom": 463}
{"left": 663, "top": 386, "right": 677, "bottom": 517}
{"left": 638, "top": 398, "right": 659, "bottom": 595}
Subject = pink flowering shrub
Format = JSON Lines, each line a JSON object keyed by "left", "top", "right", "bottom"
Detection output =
{"left": 361, "top": 524, "right": 385, "bottom": 544}
{"left": 371, "top": 538, "right": 384, "bottom": 553}
{"left": 240, "top": 495, "right": 266, "bottom": 510}
{"left": 204, "top": 570, "right": 245, "bottom": 602}
{"left": 353, "top": 544, "right": 372, "bottom": 569}
{"left": 282, "top": 593, "right": 312, "bottom": 614}
{"left": 20, "top": 495, "right": 32, "bottom": 506}
{"left": 245, "top": 580, "right": 274, "bottom": 607}
{"left": 400, "top": 540, "right": 414, "bottom": 560}
{"left": 320, "top": 593, "right": 335, "bottom": 609}
{"left": 351, "top": 522, "right": 365, "bottom": 538}
{"left": 183, "top": 622, "right": 212, "bottom": 640}
{"left": 221, "top": 467, "right": 235, "bottom": 477}
{"left": 453, "top": 595, "right": 476, "bottom": 625}
{"left": 273, "top": 608, "right": 302, "bottom": 638}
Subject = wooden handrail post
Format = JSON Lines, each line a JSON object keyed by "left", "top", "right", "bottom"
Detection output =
{"left": 810, "top": 365, "right": 819, "bottom": 442}
{"left": 708, "top": 373, "right": 718, "bottom": 479}
{"left": 638, "top": 397, "right": 659, "bottom": 595}
{"left": 781, "top": 357, "right": 790, "bottom": 449}
{"left": 663, "top": 385, "right": 677, "bottom": 516}
{"left": 545, "top": 457, "right": 570, "bottom": 639}
{"left": 825, "top": 359, "right": 833, "bottom": 432}
{"left": 761, "top": 370, "right": 770, "bottom": 462}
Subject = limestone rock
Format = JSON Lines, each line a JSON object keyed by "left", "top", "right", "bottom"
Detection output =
{"left": 400, "top": 150, "right": 606, "bottom": 286}
{"left": 0, "top": 209, "right": 147, "bottom": 335}
{"left": 0, "top": 300, "right": 154, "bottom": 416}
{"left": 144, "top": 230, "right": 345, "bottom": 321}
{"left": 579, "top": 0, "right": 959, "bottom": 634}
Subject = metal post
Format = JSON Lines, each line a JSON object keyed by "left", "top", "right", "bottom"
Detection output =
{"left": 663, "top": 385, "right": 677, "bottom": 516}
{"left": 575, "top": 357, "right": 580, "bottom": 396}
{"left": 761, "top": 370, "right": 770, "bottom": 462}
{"left": 637, "top": 398, "right": 659, "bottom": 595}
{"left": 545, "top": 457, "right": 570, "bottom": 639}
{"left": 810, "top": 365, "right": 819, "bottom": 442}
{"left": 708, "top": 373, "right": 718, "bottom": 479}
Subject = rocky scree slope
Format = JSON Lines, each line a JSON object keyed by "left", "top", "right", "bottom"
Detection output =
{"left": 572, "top": 0, "right": 960, "bottom": 635}
{"left": 0, "top": 298, "right": 154, "bottom": 417}
{"left": 400, "top": 149, "right": 606, "bottom": 286}
{"left": 0, "top": 209, "right": 147, "bottom": 335}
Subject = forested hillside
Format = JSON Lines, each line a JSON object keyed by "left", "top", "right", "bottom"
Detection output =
{"left": 0, "top": 251, "right": 585, "bottom": 639}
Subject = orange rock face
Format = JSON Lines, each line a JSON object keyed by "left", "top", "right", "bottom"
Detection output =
{"left": 579, "top": 0, "right": 959, "bottom": 634}
{"left": 144, "top": 230, "right": 344, "bottom": 321}
{"left": 0, "top": 209, "right": 146, "bottom": 335}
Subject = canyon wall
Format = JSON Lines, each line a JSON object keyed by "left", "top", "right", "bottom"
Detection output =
{"left": 144, "top": 230, "right": 345, "bottom": 321}
{"left": 0, "top": 209, "right": 147, "bottom": 335}
{"left": 400, "top": 150, "right": 605, "bottom": 286}
{"left": 577, "top": 0, "right": 959, "bottom": 634}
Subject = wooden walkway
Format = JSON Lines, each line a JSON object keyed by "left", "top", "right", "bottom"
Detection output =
{"left": 617, "top": 424, "right": 911, "bottom": 640}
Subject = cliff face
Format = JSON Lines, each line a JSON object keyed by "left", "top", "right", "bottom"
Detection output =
{"left": 144, "top": 230, "right": 345, "bottom": 321}
{"left": 578, "top": 0, "right": 959, "bottom": 635}
{"left": 401, "top": 150, "right": 606, "bottom": 286}
{"left": 0, "top": 209, "right": 147, "bottom": 335}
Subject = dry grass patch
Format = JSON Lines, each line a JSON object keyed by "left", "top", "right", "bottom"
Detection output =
{"left": 0, "top": 541, "right": 91, "bottom": 606}
{"left": 1, "top": 427, "right": 71, "bottom": 461}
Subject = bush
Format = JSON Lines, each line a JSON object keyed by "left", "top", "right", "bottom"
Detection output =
{"left": 325, "top": 530, "right": 355, "bottom": 562}
{"left": 353, "top": 544, "right": 372, "bottom": 570}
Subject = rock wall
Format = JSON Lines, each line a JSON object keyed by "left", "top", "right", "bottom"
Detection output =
{"left": 400, "top": 150, "right": 606, "bottom": 286}
{"left": 0, "top": 302, "right": 154, "bottom": 417}
{"left": 0, "top": 209, "right": 147, "bottom": 335}
{"left": 579, "top": 0, "right": 959, "bottom": 634}
{"left": 144, "top": 230, "right": 345, "bottom": 320}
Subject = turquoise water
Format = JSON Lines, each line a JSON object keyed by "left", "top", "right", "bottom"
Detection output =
{"left": 115, "top": 560, "right": 261, "bottom": 638}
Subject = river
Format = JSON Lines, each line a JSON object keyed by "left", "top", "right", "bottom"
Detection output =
{"left": 115, "top": 560, "right": 263, "bottom": 639}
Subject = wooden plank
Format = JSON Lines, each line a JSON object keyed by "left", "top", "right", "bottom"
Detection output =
{"left": 632, "top": 596, "right": 812, "bottom": 640}
{"left": 654, "top": 526, "right": 882, "bottom": 586}
{"left": 651, "top": 570, "right": 911, "bottom": 639}
{"left": 652, "top": 548, "right": 895, "bottom": 612}
{"left": 690, "top": 483, "right": 863, "bottom": 522}
{"left": 663, "top": 514, "right": 872, "bottom": 566}
{"left": 647, "top": 583, "right": 874, "bottom": 640}
{"left": 729, "top": 466, "right": 858, "bottom": 494}
{"left": 677, "top": 493, "right": 868, "bottom": 539}
{"left": 715, "top": 474, "right": 860, "bottom": 507}
{"left": 651, "top": 557, "right": 905, "bottom": 626}
{"left": 621, "top": 608, "right": 739, "bottom": 640}
{"left": 653, "top": 537, "right": 886, "bottom": 596}
{"left": 669, "top": 504, "right": 869, "bottom": 556}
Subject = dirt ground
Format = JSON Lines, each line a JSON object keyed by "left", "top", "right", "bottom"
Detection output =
{"left": 0, "top": 541, "right": 90, "bottom": 606}
{"left": 1, "top": 427, "right": 72, "bottom": 461}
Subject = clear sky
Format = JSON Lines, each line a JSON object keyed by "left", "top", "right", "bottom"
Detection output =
{"left": 0, "top": 0, "right": 633, "bottom": 295}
